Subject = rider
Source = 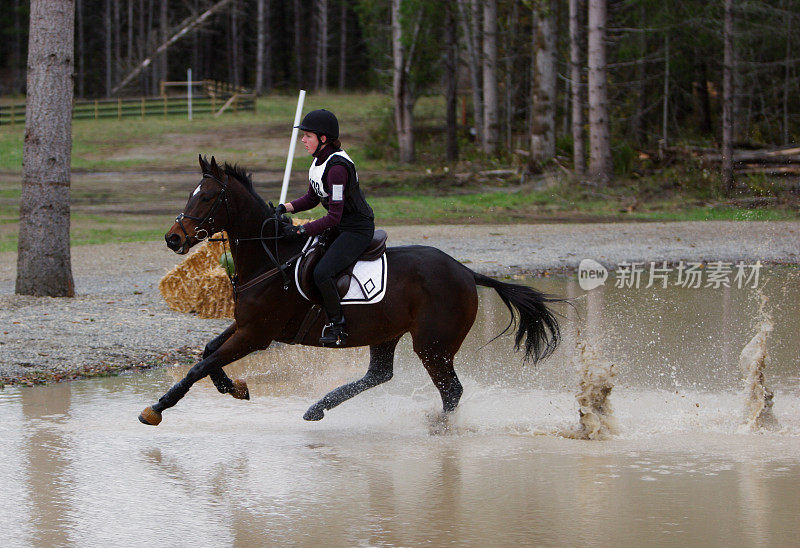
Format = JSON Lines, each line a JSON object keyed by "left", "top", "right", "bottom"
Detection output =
{"left": 277, "top": 109, "right": 375, "bottom": 346}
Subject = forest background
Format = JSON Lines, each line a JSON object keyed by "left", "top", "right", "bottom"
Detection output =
{"left": 1, "top": 0, "right": 800, "bottom": 237}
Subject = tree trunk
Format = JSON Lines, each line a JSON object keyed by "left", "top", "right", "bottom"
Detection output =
{"left": 569, "top": 0, "right": 585, "bottom": 174}
{"left": 632, "top": 4, "right": 646, "bottom": 146}
{"left": 693, "top": 58, "right": 713, "bottom": 136}
{"left": 105, "top": 0, "right": 112, "bottom": 96}
{"left": 76, "top": 0, "right": 85, "bottom": 97}
{"left": 587, "top": 0, "right": 612, "bottom": 184}
{"left": 161, "top": 0, "right": 169, "bottom": 85}
{"left": 264, "top": 0, "right": 272, "bottom": 91}
{"left": 531, "top": 0, "right": 557, "bottom": 168}
{"left": 783, "top": 5, "right": 791, "bottom": 145}
{"left": 147, "top": 0, "right": 155, "bottom": 95}
{"left": 294, "top": 0, "right": 303, "bottom": 88}
{"left": 662, "top": 31, "right": 669, "bottom": 153}
{"left": 482, "top": 0, "right": 499, "bottom": 155}
{"left": 114, "top": 0, "right": 121, "bottom": 83}
{"left": 315, "top": 0, "right": 328, "bottom": 91}
{"left": 338, "top": 0, "right": 347, "bottom": 91}
{"left": 392, "top": 0, "right": 415, "bottom": 163}
{"left": 722, "top": 0, "right": 735, "bottom": 193}
{"left": 231, "top": 0, "right": 240, "bottom": 87}
{"left": 128, "top": 0, "right": 134, "bottom": 65}
{"left": 256, "top": 0, "right": 265, "bottom": 94}
{"left": 17, "top": 0, "right": 75, "bottom": 297}
{"left": 456, "top": 0, "right": 483, "bottom": 148}
{"left": 445, "top": 0, "right": 459, "bottom": 161}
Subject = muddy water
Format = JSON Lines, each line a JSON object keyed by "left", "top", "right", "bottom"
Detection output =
{"left": 2, "top": 268, "right": 800, "bottom": 546}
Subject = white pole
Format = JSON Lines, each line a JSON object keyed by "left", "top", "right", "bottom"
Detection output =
{"left": 279, "top": 89, "right": 306, "bottom": 205}
{"left": 187, "top": 68, "right": 193, "bottom": 121}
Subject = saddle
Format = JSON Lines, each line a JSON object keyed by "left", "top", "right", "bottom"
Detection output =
{"left": 296, "top": 229, "right": 387, "bottom": 304}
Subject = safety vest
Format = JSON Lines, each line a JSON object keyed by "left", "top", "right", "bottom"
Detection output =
{"left": 308, "top": 150, "right": 374, "bottom": 229}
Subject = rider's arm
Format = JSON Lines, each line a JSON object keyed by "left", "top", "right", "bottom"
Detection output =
{"left": 288, "top": 182, "right": 320, "bottom": 213}
{"left": 300, "top": 165, "right": 347, "bottom": 237}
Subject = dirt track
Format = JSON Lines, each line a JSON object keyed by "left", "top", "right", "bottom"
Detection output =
{"left": 1, "top": 221, "right": 798, "bottom": 384}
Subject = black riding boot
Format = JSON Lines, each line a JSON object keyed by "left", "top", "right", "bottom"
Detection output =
{"left": 320, "top": 314, "right": 347, "bottom": 347}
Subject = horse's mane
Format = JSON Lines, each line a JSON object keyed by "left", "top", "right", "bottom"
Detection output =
{"left": 223, "top": 162, "right": 270, "bottom": 213}
{"left": 222, "top": 162, "right": 293, "bottom": 229}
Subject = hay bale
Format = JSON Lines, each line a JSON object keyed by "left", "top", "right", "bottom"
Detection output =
{"left": 158, "top": 218, "right": 311, "bottom": 319}
{"left": 159, "top": 232, "right": 235, "bottom": 319}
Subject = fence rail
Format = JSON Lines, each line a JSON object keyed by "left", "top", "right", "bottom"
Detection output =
{"left": 0, "top": 92, "right": 256, "bottom": 126}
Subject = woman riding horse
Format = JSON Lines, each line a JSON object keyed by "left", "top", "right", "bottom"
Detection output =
{"left": 140, "top": 154, "right": 562, "bottom": 427}
{"left": 278, "top": 109, "right": 374, "bottom": 347}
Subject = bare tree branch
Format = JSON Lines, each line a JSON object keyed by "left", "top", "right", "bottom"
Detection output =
{"left": 111, "top": 0, "right": 233, "bottom": 95}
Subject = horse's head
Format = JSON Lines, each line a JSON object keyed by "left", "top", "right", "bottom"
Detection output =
{"left": 165, "top": 155, "right": 231, "bottom": 254}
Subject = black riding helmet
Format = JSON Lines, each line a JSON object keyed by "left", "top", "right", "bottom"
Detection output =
{"left": 295, "top": 109, "right": 339, "bottom": 140}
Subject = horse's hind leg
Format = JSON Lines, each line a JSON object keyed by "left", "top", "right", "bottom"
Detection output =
{"left": 303, "top": 336, "right": 400, "bottom": 421}
{"left": 204, "top": 323, "right": 249, "bottom": 400}
{"left": 417, "top": 350, "right": 463, "bottom": 414}
{"left": 411, "top": 311, "right": 474, "bottom": 414}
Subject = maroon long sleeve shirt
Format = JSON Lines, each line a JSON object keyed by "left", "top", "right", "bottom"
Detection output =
{"left": 289, "top": 145, "right": 347, "bottom": 237}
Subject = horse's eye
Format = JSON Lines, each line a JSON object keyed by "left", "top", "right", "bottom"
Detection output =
{"left": 200, "top": 194, "right": 212, "bottom": 202}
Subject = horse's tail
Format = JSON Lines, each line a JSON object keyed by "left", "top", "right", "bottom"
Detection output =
{"left": 473, "top": 272, "right": 563, "bottom": 364}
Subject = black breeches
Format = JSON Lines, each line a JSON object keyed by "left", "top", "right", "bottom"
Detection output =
{"left": 314, "top": 229, "right": 374, "bottom": 319}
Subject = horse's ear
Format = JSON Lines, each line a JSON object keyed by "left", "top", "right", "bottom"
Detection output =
{"left": 209, "top": 156, "right": 222, "bottom": 178}
{"left": 199, "top": 154, "right": 209, "bottom": 174}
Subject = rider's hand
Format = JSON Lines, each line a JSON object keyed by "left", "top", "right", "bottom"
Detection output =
{"left": 275, "top": 203, "right": 287, "bottom": 216}
{"left": 284, "top": 223, "right": 306, "bottom": 237}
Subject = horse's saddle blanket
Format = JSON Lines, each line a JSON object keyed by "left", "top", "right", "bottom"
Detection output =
{"left": 294, "top": 229, "right": 388, "bottom": 305}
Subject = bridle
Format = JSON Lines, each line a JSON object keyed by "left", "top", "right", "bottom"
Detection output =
{"left": 174, "top": 172, "right": 231, "bottom": 245}
{"left": 174, "top": 172, "right": 305, "bottom": 295}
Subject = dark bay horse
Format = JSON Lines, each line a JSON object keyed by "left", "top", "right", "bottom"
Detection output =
{"left": 138, "top": 156, "right": 562, "bottom": 426}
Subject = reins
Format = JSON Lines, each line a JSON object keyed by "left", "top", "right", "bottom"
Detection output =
{"left": 176, "top": 172, "right": 306, "bottom": 296}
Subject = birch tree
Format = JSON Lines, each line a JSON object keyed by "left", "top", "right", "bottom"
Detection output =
{"left": 569, "top": 0, "right": 586, "bottom": 174}
{"left": 315, "top": 0, "right": 329, "bottom": 90}
{"left": 339, "top": 1, "right": 347, "bottom": 91}
{"left": 255, "top": 0, "right": 272, "bottom": 94}
{"left": 456, "top": 0, "right": 483, "bottom": 149}
{"left": 160, "top": 0, "right": 169, "bottom": 85}
{"left": 445, "top": 0, "right": 459, "bottom": 161}
{"left": 587, "top": 0, "right": 613, "bottom": 184}
{"left": 722, "top": 0, "right": 735, "bottom": 193}
{"left": 482, "top": 0, "right": 500, "bottom": 155}
{"left": 17, "top": 0, "right": 75, "bottom": 297}
{"left": 392, "top": 0, "right": 415, "bottom": 162}
{"left": 530, "top": 0, "right": 558, "bottom": 168}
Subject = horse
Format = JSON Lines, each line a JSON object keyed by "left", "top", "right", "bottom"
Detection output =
{"left": 138, "top": 155, "right": 562, "bottom": 426}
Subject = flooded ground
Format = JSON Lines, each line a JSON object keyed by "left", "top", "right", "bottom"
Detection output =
{"left": 1, "top": 268, "right": 799, "bottom": 545}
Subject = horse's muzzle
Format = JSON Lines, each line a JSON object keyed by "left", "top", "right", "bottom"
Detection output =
{"left": 165, "top": 232, "right": 184, "bottom": 253}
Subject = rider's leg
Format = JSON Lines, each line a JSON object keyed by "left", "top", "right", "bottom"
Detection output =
{"left": 313, "top": 230, "right": 373, "bottom": 344}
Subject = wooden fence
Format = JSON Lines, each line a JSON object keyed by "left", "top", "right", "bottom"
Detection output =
{"left": 0, "top": 90, "right": 255, "bottom": 126}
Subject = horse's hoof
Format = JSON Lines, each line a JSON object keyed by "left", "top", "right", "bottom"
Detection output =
{"left": 138, "top": 406, "right": 162, "bottom": 426}
{"left": 230, "top": 379, "right": 250, "bottom": 400}
{"left": 303, "top": 404, "right": 325, "bottom": 421}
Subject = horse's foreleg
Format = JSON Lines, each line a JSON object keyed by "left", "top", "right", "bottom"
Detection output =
{"left": 303, "top": 336, "right": 400, "bottom": 421}
{"left": 139, "top": 331, "right": 267, "bottom": 426}
{"left": 203, "top": 323, "right": 249, "bottom": 400}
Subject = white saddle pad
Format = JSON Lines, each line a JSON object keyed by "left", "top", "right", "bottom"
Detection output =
{"left": 294, "top": 236, "right": 388, "bottom": 305}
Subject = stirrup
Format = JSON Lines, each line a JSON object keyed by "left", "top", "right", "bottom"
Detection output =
{"left": 319, "top": 318, "right": 347, "bottom": 347}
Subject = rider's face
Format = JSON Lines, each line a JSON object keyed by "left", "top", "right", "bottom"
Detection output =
{"left": 301, "top": 131, "right": 325, "bottom": 155}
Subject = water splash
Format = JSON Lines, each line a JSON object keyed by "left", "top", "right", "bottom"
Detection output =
{"left": 569, "top": 332, "right": 618, "bottom": 440}
{"left": 739, "top": 294, "right": 778, "bottom": 432}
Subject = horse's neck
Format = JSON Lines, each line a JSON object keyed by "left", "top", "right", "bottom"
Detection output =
{"left": 225, "top": 194, "right": 304, "bottom": 283}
